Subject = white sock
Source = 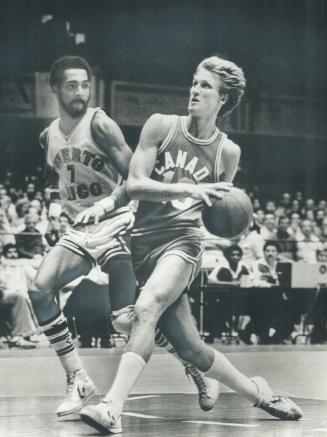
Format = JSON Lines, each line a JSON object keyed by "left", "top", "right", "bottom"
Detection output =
{"left": 40, "top": 313, "right": 82, "bottom": 374}
{"left": 206, "top": 350, "right": 258, "bottom": 403}
{"left": 104, "top": 352, "right": 146, "bottom": 411}
{"left": 155, "top": 330, "right": 189, "bottom": 367}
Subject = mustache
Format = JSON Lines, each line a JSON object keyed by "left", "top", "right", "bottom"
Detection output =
{"left": 71, "top": 99, "right": 86, "bottom": 104}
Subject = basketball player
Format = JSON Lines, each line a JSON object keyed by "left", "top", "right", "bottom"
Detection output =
{"left": 29, "top": 56, "right": 218, "bottom": 418}
{"left": 81, "top": 56, "right": 302, "bottom": 433}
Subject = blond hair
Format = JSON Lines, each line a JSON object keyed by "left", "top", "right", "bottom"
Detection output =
{"left": 197, "top": 56, "right": 246, "bottom": 116}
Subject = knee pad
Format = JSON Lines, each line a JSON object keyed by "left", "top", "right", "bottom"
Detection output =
{"left": 111, "top": 305, "right": 134, "bottom": 335}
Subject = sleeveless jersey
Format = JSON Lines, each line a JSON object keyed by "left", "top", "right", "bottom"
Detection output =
{"left": 46, "top": 108, "right": 122, "bottom": 220}
{"left": 133, "top": 115, "right": 226, "bottom": 235}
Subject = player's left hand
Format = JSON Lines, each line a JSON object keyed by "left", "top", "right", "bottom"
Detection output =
{"left": 73, "top": 204, "right": 106, "bottom": 226}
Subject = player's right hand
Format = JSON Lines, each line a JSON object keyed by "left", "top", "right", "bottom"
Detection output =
{"left": 188, "top": 182, "right": 232, "bottom": 206}
{"left": 73, "top": 204, "right": 106, "bottom": 226}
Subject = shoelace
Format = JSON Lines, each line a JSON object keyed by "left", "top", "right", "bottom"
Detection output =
{"left": 65, "top": 372, "right": 77, "bottom": 396}
{"left": 185, "top": 367, "right": 207, "bottom": 395}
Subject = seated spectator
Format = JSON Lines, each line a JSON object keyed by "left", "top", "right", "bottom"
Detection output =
{"left": 252, "top": 198, "right": 261, "bottom": 211}
{"left": 319, "top": 217, "right": 327, "bottom": 243}
{"left": 238, "top": 222, "right": 264, "bottom": 269}
{"left": 316, "top": 248, "right": 327, "bottom": 263}
{"left": 249, "top": 241, "right": 298, "bottom": 344}
{"left": 296, "top": 220, "right": 322, "bottom": 263}
{"left": 265, "top": 200, "right": 276, "bottom": 214}
{"left": 15, "top": 214, "right": 45, "bottom": 259}
{"left": 279, "top": 192, "right": 292, "bottom": 211}
{"left": 288, "top": 212, "right": 302, "bottom": 240}
{"left": 276, "top": 216, "right": 297, "bottom": 261}
{"left": 254, "top": 209, "right": 265, "bottom": 227}
{"left": 260, "top": 213, "right": 277, "bottom": 242}
{"left": 0, "top": 207, "right": 15, "bottom": 246}
{"left": 208, "top": 245, "right": 249, "bottom": 284}
{"left": 0, "top": 246, "right": 39, "bottom": 348}
{"left": 206, "top": 245, "right": 250, "bottom": 343}
{"left": 290, "top": 199, "right": 301, "bottom": 215}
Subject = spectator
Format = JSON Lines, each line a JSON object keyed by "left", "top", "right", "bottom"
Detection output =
{"left": 276, "top": 216, "right": 297, "bottom": 261}
{"left": 265, "top": 200, "right": 276, "bottom": 214}
{"left": 319, "top": 217, "right": 327, "bottom": 243}
{"left": 290, "top": 199, "right": 301, "bottom": 215}
{"left": 209, "top": 245, "right": 249, "bottom": 284}
{"left": 238, "top": 222, "right": 264, "bottom": 269}
{"left": 250, "top": 241, "right": 298, "bottom": 344}
{"left": 0, "top": 208, "right": 15, "bottom": 246}
{"left": 316, "top": 248, "right": 327, "bottom": 263}
{"left": 0, "top": 245, "right": 39, "bottom": 349}
{"left": 260, "top": 213, "right": 277, "bottom": 242}
{"left": 279, "top": 192, "right": 292, "bottom": 210}
{"left": 252, "top": 198, "right": 261, "bottom": 211}
{"left": 254, "top": 209, "right": 265, "bottom": 227}
{"left": 317, "top": 200, "right": 327, "bottom": 211}
{"left": 288, "top": 212, "right": 302, "bottom": 240}
{"left": 15, "top": 214, "right": 44, "bottom": 259}
{"left": 296, "top": 220, "right": 322, "bottom": 263}
{"left": 207, "top": 245, "right": 250, "bottom": 343}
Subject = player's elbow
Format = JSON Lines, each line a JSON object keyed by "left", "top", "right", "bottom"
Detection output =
{"left": 126, "top": 175, "right": 143, "bottom": 199}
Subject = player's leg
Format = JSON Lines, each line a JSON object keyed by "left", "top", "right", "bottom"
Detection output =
{"left": 28, "top": 244, "right": 96, "bottom": 416}
{"left": 102, "top": 248, "right": 218, "bottom": 411}
{"left": 158, "top": 294, "right": 303, "bottom": 420}
{"left": 80, "top": 255, "right": 196, "bottom": 432}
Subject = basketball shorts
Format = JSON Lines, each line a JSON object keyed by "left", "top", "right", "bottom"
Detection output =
{"left": 57, "top": 208, "right": 134, "bottom": 268}
{"left": 131, "top": 227, "right": 204, "bottom": 288}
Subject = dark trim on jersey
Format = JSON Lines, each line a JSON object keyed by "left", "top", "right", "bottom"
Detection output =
{"left": 132, "top": 224, "right": 203, "bottom": 237}
{"left": 56, "top": 238, "right": 96, "bottom": 268}
{"left": 158, "top": 115, "right": 178, "bottom": 155}
{"left": 181, "top": 116, "right": 220, "bottom": 145}
{"left": 214, "top": 132, "right": 226, "bottom": 182}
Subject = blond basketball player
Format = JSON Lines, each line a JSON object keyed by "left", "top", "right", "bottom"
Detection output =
{"left": 80, "top": 56, "right": 302, "bottom": 433}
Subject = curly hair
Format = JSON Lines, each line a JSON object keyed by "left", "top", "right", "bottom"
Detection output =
{"left": 197, "top": 56, "right": 246, "bottom": 116}
{"left": 49, "top": 56, "right": 92, "bottom": 88}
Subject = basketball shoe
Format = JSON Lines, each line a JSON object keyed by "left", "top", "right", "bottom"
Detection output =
{"left": 252, "top": 376, "right": 303, "bottom": 420}
{"left": 185, "top": 365, "right": 219, "bottom": 411}
{"left": 80, "top": 400, "right": 122, "bottom": 434}
{"left": 57, "top": 369, "right": 96, "bottom": 416}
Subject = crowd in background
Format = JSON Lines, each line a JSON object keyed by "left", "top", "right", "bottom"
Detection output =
{"left": 1, "top": 169, "right": 327, "bottom": 347}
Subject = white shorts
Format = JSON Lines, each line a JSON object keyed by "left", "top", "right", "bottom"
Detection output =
{"left": 57, "top": 208, "right": 134, "bottom": 267}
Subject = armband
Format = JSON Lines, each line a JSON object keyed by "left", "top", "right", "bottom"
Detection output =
{"left": 48, "top": 202, "right": 63, "bottom": 218}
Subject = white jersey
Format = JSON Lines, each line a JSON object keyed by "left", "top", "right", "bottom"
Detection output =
{"left": 46, "top": 108, "right": 122, "bottom": 219}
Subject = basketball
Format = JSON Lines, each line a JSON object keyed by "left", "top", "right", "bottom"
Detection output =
{"left": 202, "top": 187, "right": 253, "bottom": 238}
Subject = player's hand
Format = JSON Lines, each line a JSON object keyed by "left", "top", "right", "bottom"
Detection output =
{"left": 73, "top": 204, "right": 106, "bottom": 226}
{"left": 188, "top": 182, "right": 232, "bottom": 207}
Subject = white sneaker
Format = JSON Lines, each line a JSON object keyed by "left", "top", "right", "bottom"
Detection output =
{"left": 80, "top": 400, "right": 122, "bottom": 434}
{"left": 185, "top": 365, "right": 219, "bottom": 411}
{"left": 56, "top": 369, "right": 96, "bottom": 417}
{"left": 252, "top": 376, "right": 303, "bottom": 420}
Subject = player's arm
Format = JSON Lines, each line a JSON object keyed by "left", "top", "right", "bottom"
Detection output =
{"left": 219, "top": 140, "right": 241, "bottom": 184}
{"left": 92, "top": 111, "right": 132, "bottom": 179}
{"left": 127, "top": 114, "right": 230, "bottom": 206}
{"left": 74, "top": 113, "right": 132, "bottom": 225}
{"left": 39, "top": 128, "right": 62, "bottom": 219}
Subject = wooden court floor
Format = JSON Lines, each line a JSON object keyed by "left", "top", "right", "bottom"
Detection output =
{"left": 1, "top": 345, "right": 327, "bottom": 437}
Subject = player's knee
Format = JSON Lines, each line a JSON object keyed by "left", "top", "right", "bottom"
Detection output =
{"left": 134, "top": 299, "right": 160, "bottom": 326}
{"left": 28, "top": 277, "right": 53, "bottom": 305}
{"left": 176, "top": 342, "right": 206, "bottom": 364}
{"left": 111, "top": 305, "right": 134, "bottom": 335}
